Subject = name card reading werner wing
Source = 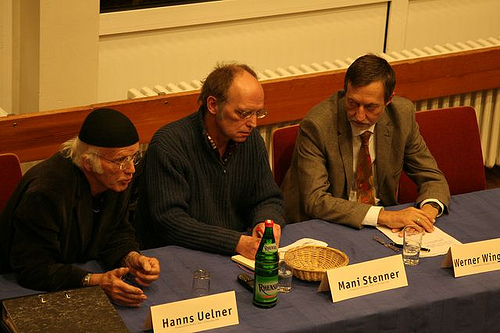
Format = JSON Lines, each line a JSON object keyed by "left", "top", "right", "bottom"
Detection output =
{"left": 441, "top": 238, "right": 500, "bottom": 278}
{"left": 318, "top": 255, "right": 408, "bottom": 302}
{"left": 149, "top": 291, "right": 239, "bottom": 332}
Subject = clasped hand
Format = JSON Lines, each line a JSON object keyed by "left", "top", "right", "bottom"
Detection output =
{"left": 378, "top": 205, "right": 439, "bottom": 235}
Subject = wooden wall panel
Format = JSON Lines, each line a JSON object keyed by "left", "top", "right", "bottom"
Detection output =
{"left": 1, "top": 46, "right": 499, "bottom": 163}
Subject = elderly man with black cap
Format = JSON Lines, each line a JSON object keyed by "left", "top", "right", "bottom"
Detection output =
{"left": 0, "top": 108, "right": 160, "bottom": 307}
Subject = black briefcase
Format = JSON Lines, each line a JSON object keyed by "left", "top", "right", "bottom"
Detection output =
{"left": 1, "top": 286, "right": 128, "bottom": 333}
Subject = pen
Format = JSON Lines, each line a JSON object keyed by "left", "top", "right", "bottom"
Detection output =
{"left": 373, "top": 236, "right": 400, "bottom": 252}
{"left": 390, "top": 242, "right": 431, "bottom": 252}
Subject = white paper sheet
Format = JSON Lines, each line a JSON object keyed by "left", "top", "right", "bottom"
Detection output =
{"left": 376, "top": 225, "right": 462, "bottom": 257}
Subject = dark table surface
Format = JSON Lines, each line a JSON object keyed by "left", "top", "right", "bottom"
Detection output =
{"left": 2, "top": 188, "right": 500, "bottom": 332}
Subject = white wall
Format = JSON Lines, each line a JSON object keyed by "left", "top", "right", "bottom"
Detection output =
{"left": 98, "top": 1, "right": 388, "bottom": 102}
{"left": 0, "top": 0, "right": 14, "bottom": 115}
{"left": 38, "top": 0, "right": 99, "bottom": 112}
{"left": 1, "top": 0, "right": 99, "bottom": 115}
{"left": 404, "top": 0, "right": 500, "bottom": 49}
{"left": 1, "top": 0, "right": 499, "bottom": 114}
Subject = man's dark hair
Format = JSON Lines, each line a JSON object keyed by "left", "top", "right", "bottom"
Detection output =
{"left": 198, "top": 63, "right": 258, "bottom": 110}
{"left": 344, "top": 54, "right": 396, "bottom": 103}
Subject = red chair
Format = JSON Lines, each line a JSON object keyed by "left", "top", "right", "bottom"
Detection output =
{"left": 398, "top": 106, "right": 486, "bottom": 204}
{"left": 0, "top": 153, "right": 22, "bottom": 212}
{"left": 271, "top": 124, "right": 300, "bottom": 187}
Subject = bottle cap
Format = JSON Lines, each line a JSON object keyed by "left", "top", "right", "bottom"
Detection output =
{"left": 264, "top": 219, "right": 274, "bottom": 227}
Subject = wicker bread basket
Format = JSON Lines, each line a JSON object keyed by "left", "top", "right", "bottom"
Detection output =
{"left": 284, "top": 245, "right": 349, "bottom": 281}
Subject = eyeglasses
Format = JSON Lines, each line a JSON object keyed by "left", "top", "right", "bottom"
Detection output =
{"left": 235, "top": 108, "right": 268, "bottom": 120}
{"left": 93, "top": 151, "right": 143, "bottom": 171}
{"left": 212, "top": 96, "right": 268, "bottom": 120}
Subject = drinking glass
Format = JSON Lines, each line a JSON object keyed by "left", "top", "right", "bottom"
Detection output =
{"left": 403, "top": 226, "right": 424, "bottom": 266}
{"left": 192, "top": 269, "right": 211, "bottom": 296}
{"left": 278, "top": 252, "right": 293, "bottom": 293}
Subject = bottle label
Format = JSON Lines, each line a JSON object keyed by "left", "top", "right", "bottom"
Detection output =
{"left": 254, "top": 275, "right": 278, "bottom": 302}
{"left": 263, "top": 243, "right": 277, "bottom": 253}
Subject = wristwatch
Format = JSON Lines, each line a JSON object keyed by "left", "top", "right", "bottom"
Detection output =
{"left": 424, "top": 202, "right": 441, "bottom": 213}
{"left": 82, "top": 273, "right": 92, "bottom": 287}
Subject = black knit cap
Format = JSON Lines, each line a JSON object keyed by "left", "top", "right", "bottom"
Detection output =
{"left": 78, "top": 108, "right": 139, "bottom": 147}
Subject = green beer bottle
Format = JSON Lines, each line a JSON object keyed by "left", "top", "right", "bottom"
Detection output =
{"left": 253, "top": 219, "right": 279, "bottom": 308}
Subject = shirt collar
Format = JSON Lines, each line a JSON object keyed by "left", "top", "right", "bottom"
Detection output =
{"left": 350, "top": 123, "right": 376, "bottom": 137}
{"left": 200, "top": 108, "right": 239, "bottom": 165}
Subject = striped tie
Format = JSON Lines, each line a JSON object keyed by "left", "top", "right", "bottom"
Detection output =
{"left": 356, "top": 131, "right": 375, "bottom": 205}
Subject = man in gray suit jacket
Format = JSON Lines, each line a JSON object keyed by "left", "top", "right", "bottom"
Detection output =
{"left": 281, "top": 54, "right": 450, "bottom": 232}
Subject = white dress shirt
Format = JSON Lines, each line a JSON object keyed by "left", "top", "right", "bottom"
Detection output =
{"left": 349, "top": 123, "right": 443, "bottom": 227}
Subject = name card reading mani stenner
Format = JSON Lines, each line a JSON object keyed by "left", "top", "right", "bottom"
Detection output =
{"left": 149, "top": 291, "right": 239, "bottom": 332}
{"left": 318, "top": 255, "right": 408, "bottom": 302}
{"left": 441, "top": 238, "right": 500, "bottom": 278}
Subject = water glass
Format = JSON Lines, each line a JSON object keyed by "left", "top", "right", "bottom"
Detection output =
{"left": 192, "top": 269, "right": 211, "bottom": 297}
{"left": 278, "top": 252, "right": 293, "bottom": 293}
{"left": 403, "top": 226, "right": 424, "bottom": 266}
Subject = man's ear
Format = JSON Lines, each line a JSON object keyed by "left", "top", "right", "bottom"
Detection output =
{"left": 81, "top": 155, "right": 93, "bottom": 172}
{"left": 206, "top": 96, "right": 218, "bottom": 115}
{"left": 385, "top": 91, "right": 395, "bottom": 106}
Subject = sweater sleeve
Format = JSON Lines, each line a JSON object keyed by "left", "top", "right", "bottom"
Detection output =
{"left": 246, "top": 134, "right": 285, "bottom": 228}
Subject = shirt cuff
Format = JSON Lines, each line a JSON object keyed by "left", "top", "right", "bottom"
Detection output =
{"left": 420, "top": 199, "right": 444, "bottom": 217}
{"left": 361, "top": 206, "right": 384, "bottom": 227}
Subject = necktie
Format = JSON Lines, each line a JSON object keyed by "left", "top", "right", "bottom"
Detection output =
{"left": 356, "top": 131, "right": 375, "bottom": 205}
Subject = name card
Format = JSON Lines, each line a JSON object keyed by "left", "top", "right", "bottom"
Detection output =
{"left": 318, "top": 255, "right": 408, "bottom": 302}
{"left": 150, "top": 291, "right": 239, "bottom": 332}
{"left": 441, "top": 238, "right": 500, "bottom": 277}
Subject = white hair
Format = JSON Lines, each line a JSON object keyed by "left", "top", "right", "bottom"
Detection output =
{"left": 60, "top": 137, "right": 103, "bottom": 174}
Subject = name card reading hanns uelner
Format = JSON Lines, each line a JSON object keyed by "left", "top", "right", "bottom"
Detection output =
{"left": 441, "top": 238, "right": 500, "bottom": 278}
{"left": 149, "top": 291, "right": 239, "bottom": 332}
{"left": 318, "top": 255, "right": 408, "bottom": 302}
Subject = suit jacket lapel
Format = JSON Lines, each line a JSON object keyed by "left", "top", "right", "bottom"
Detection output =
{"left": 375, "top": 112, "right": 393, "bottom": 195}
{"left": 337, "top": 102, "right": 354, "bottom": 191}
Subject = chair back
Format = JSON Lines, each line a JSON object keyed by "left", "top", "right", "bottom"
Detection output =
{"left": 398, "top": 106, "right": 486, "bottom": 204}
{"left": 271, "top": 124, "right": 300, "bottom": 186}
{"left": 0, "top": 153, "right": 22, "bottom": 211}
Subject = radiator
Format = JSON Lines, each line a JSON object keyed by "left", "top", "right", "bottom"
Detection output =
{"left": 128, "top": 37, "right": 500, "bottom": 168}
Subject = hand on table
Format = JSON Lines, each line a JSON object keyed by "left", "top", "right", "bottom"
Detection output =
{"left": 377, "top": 206, "right": 436, "bottom": 235}
{"left": 235, "top": 235, "right": 261, "bottom": 259}
{"left": 125, "top": 252, "right": 161, "bottom": 287}
{"left": 91, "top": 268, "right": 147, "bottom": 307}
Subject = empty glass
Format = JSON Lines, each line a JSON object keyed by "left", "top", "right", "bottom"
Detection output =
{"left": 192, "top": 269, "right": 211, "bottom": 297}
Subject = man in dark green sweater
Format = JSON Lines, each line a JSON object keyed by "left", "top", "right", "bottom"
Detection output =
{"left": 134, "top": 63, "right": 285, "bottom": 259}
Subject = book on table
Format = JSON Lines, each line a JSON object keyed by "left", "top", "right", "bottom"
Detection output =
{"left": 1, "top": 286, "right": 128, "bottom": 333}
